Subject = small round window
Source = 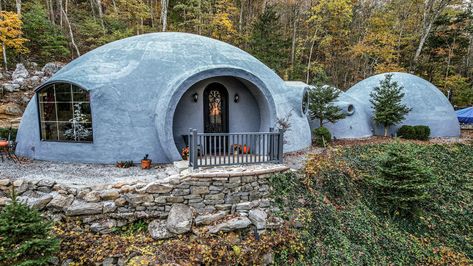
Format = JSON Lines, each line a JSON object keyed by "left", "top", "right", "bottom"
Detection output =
{"left": 302, "top": 89, "right": 310, "bottom": 116}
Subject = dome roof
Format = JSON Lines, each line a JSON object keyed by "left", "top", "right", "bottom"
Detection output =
{"left": 346, "top": 72, "right": 460, "bottom": 137}
{"left": 45, "top": 32, "right": 281, "bottom": 94}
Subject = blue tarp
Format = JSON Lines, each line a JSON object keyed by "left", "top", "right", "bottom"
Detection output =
{"left": 456, "top": 107, "right": 473, "bottom": 124}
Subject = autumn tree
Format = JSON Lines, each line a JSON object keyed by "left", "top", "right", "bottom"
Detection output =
{"left": 210, "top": 0, "right": 239, "bottom": 44}
{"left": 0, "top": 11, "right": 28, "bottom": 70}
{"left": 370, "top": 74, "right": 411, "bottom": 137}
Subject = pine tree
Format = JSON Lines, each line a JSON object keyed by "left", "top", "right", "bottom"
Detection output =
{"left": 368, "top": 142, "right": 436, "bottom": 217}
{"left": 370, "top": 74, "right": 411, "bottom": 137}
{"left": 308, "top": 85, "right": 346, "bottom": 127}
{"left": 0, "top": 193, "right": 60, "bottom": 265}
{"left": 249, "top": 5, "right": 289, "bottom": 75}
{"left": 22, "top": 3, "right": 70, "bottom": 63}
{"left": 64, "top": 103, "right": 92, "bottom": 141}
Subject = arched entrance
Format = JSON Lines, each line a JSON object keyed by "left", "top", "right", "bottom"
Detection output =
{"left": 203, "top": 83, "right": 229, "bottom": 134}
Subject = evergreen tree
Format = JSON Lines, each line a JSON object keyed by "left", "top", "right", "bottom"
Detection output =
{"left": 368, "top": 142, "right": 436, "bottom": 217}
{"left": 249, "top": 5, "right": 289, "bottom": 75}
{"left": 370, "top": 74, "right": 411, "bottom": 137}
{"left": 0, "top": 193, "right": 60, "bottom": 265}
{"left": 308, "top": 85, "right": 346, "bottom": 127}
{"left": 22, "top": 3, "right": 70, "bottom": 63}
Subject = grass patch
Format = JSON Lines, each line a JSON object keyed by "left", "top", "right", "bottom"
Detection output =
{"left": 271, "top": 142, "right": 473, "bottom": 265}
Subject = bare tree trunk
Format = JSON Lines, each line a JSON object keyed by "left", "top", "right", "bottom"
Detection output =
{"left": 15, "top": 0, "right": 21, "bottom": 16}
{"left": 239, "top": 0, "right": 245, "bottom": 32}
{"left": 2, "top": 42, "right": 7, "bottom": 71}
{"left": 149, "top": 0, "right": 155, "bottom": 29}
{"left": 465, "top": 34, "right": 473, "bottom": 78}
{"left": 96, "top": 0, "right": 106, "bottom": 31}
{"left": 290, "top": 6, "right": 299, "bottom": 77}
{"left": 161, "top": 0, "right": 168, "bottom": 32}
{"left": 413, "top": 0, "right": 451, "bottom": 64}
{"left": 111, "top": 0, "right": 117, "bottom": 13}
{"left": 57, "top": 0, "right": 63, "bottom": 28}
{"left": 61, "top": 8, "right": 80, "bottom": 57}
{"left": 306, "top": 29, "right": 319, "bottom": 84}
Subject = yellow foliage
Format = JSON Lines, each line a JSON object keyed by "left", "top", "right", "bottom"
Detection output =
{"left": 210, "top": 0, "right": 238, "bottom": 43}
{"left": 0, "top": 11, "right": 29, "bottom": 57}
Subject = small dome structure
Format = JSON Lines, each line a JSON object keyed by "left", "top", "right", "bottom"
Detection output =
{"left": 346, "top": 72, "right": 460, "bottom": 137}
{"left": 309, "top": 73, "right": 460, "bottom": 139}
{"left": 324, "top": 93, "right": 373, "bottom": 139}
{"left": 16, "top": 33, "right": 311, "bottom": 163}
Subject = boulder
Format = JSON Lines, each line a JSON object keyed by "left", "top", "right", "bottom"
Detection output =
{"left": 38, "top": 179, "right": 56, "bottom": 187}
{"left": 0, "top": 103, "right": 22, "bottom": 116}
{"left": 140, "top": 182, "right": 173, "bottom": 194}
{"left": 248, "top": 209, "right": 268, "bottom": 229}
{"left": 47, "top": 194, "right": 74, "bottom": 210}
{"left": 148, "top": 219, "right": 174, "bottom": 240}
{"left": 2, "top": 83, "right": 20, "bottom": 92}
{"left": 90, "top": 219, "right": 117, "bottom": 234}
{"left": 166, "top": 204, "right": 193, "bottom": 234}
{"left": 99, "top": 189, "right": 120, "bottom": 200}
{"left": 0, "top": 197, "right": 12, "bottom": 206}
{"left": 28, "top": 194, "right": 53, "bottom": 210}
{"left": 194, "top": 211, "right": 227, "bottom": 226}
{"left": 12, "top": 63, "right": 29, "bottom": 80}
{"left": 103, "top": 201, "right": 117, "bottom": 213}
{"left": 42, "top": 62, "right": 63, "bottom": 76}
{"left": 66, "top": 201, "right": 103, "bottom": 216}
{"left": 83, "top": 191, "right": 100, "bottom": 202}
{"left": 208, "top": 217, "right": 252, "bottom": 234}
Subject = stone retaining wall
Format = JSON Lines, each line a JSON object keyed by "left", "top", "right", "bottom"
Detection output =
{"left": 0, "top": 166, "right": 289, "bottom": 231}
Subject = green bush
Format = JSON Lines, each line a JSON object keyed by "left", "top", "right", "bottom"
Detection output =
{"left": 313, "top": 127, "right": 331, "bottom": 146}
{"left": 397, "top": 125, "right": 430, "bottom": 140}
{"left": 0, "top": 194, "right": 60, "bottom": 265}
{"left": 397, "top": 125, "right": 415, "bottom": 139}
{"left": 413, "top": 125, "right": 430, "bottom": 140}
{"left": 0, "top": 128, "right": 17, "bottom": 142}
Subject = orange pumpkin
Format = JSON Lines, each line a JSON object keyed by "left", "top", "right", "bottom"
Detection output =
{"left": 0, "top": 140, "right": 8, "bottom": 147}
{"left": 243, "top": 145, "right": 250, "bottom": 154}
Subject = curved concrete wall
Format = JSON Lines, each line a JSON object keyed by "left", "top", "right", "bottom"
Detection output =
{"left": 16, "top": 33, "right": 311, "bottom": 163}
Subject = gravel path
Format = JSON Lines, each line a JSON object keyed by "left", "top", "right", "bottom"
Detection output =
{"left": 0, "top": 160, "right": 177, "bottom": 186}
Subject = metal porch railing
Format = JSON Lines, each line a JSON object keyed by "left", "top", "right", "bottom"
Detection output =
{"left": 188, "top": 128, "right": 283, "bottom": 169}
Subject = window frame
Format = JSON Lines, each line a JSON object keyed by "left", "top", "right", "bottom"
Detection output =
{"left": 36, "top": 81, "right": 94, "bottom": 144}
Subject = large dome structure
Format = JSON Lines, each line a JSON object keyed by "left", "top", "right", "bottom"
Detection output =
{"left": 16, "top": 33, "right": 311, "bottom": 163}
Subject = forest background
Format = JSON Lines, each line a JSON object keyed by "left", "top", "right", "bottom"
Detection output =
{"left": 1, "top": 0, "right": 472, "bottom": 106}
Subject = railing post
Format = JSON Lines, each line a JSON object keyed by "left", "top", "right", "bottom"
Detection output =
{"left": 269, "top": 127, "right": 274, "bottom": 161}
{"left": 191, "top": 129, "right": 198, "bottom": 170}
{"left": 278, "top": 129, "right": 284, "bottom": 164}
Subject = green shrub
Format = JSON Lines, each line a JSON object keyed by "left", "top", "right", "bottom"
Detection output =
{"left": 313, "top": 127, "right": 331, "bottom": 147}
{"left": 0, "top": 128, "right": 17, "bottom": 142}
{"left": 413, "top": 125, "right": 430, "bottom": 140}
{"left": 397, "top": 125, "right": 415, "bottom": 139}
{"left": 397, "top": 125, "right": 430, "bottom": 140}
{"left": 367, "top": 142, "right": 436, "bottom": 217}
{"left": 0, "top": 194, "right": 60, "bottom": 265}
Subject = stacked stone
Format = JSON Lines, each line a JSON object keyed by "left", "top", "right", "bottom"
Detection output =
{"left": 0, "top": 166, "right": 288, "bottom": 233}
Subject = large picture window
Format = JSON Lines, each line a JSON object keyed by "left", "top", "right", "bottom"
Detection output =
{"left": 37, "top": 83, "right": 93, "bottom": 142}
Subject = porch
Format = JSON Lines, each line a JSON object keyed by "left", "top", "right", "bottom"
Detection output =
{"left": 186, "top": 129, "right": 284, "bottom": 169}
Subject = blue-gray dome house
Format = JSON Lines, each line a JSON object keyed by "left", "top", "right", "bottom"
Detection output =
{"left": 15, "top": 33, "right": 312, "bottom": 164}
{"left": 316, "top": 72, "right": 461, "bottom": 139}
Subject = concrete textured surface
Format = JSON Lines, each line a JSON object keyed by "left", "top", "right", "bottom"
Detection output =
{"left": 311, "top": 72, "right": 460, "bottom": 138}
{"left": 15, "top": 32, "right": 311, "bottom": 163}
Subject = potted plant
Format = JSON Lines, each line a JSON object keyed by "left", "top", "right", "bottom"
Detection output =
{"left": 233, "top": 144, "right": 242, "bottom": 155}
{"left": 182, "top": 146, "right": 189, "bottom": 160}
{"left": 141, "top": 154, "right": 152, "bottom": 169}
{"left": 243, "top": 144, "right": 250, "bottom": 154}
